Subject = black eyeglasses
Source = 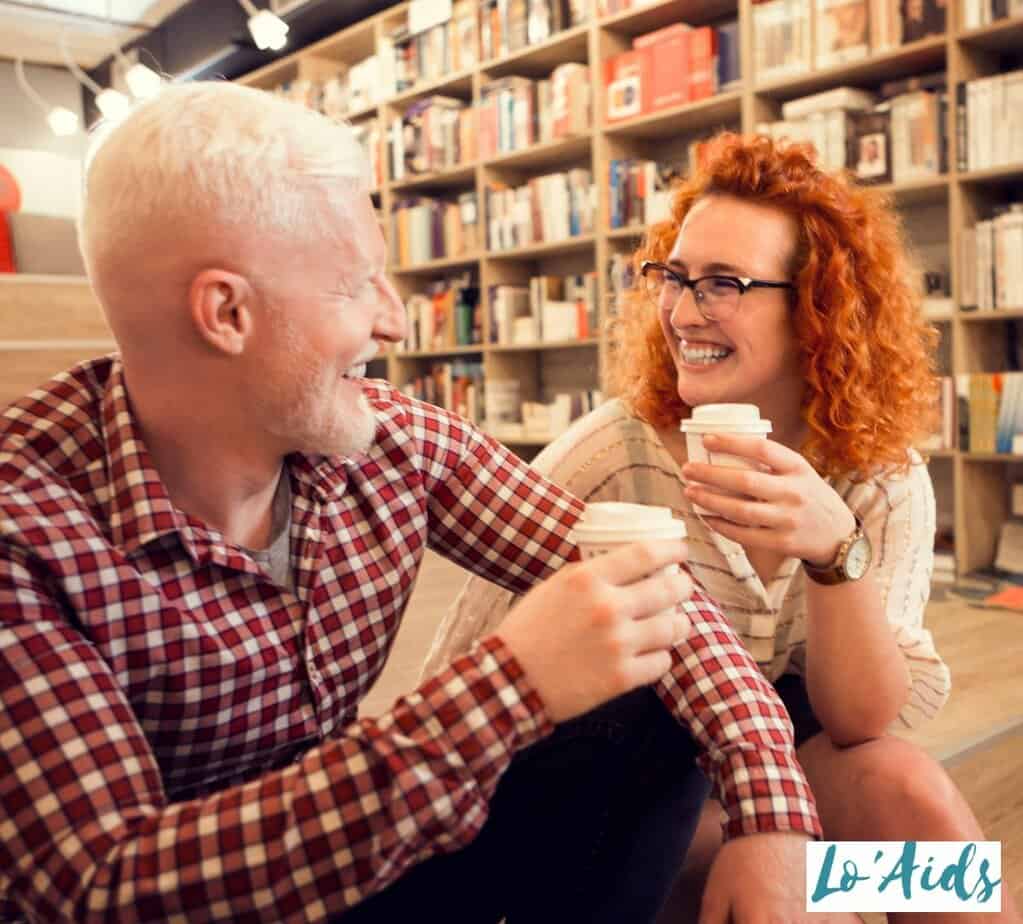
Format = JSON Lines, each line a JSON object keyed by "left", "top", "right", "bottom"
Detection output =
{"left": 639, "top": 260, "right": 795, "bottom": 323}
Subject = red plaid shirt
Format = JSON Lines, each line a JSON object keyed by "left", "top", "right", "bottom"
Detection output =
{"left": 0, "top": 357, "right": 820, "bottom": 923}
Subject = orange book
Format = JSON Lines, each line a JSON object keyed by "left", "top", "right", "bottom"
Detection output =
{"left": 634, "top": 24, "right": 690, "bottom": 113}
{"left": 605, "top": 50, "right": 644, "bottom": 122}
{"left": 687, "top": 26, "right": 719, "bottom": 101}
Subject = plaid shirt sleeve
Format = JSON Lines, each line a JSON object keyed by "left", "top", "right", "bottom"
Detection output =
{"left": 0, "top": 540, "right": 553, "bottom": 923}
{"left": 400, "top": 398, "right": 821, "bottom": 843}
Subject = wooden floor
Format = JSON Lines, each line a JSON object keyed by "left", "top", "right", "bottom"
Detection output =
{"left": 363, "top": 552, "right": 1023, "bottom": 917}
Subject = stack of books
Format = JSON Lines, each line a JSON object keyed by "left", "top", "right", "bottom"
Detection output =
{"left": 391, "top": 192, "right": 480, "bottom": 266}
{"left": 959, "top": 70, "right": 1023, "bottom": 173}
{"left": 400, "top": 276, "right": 481, "bottom": 352}
{"left": 387, "top": 0, "right": 479, "bottom": 93}
{"left": 479, "top": 0, "right": 589, "bottom": 62}
{"left": 389, "top": 96, "right": 476, "bottom": 181}
{"left": 400, "top": 359, "right": 484, "bottom": 422}
{"left": 490, "top": 273, "right": 598, "bottom": 344}
{"left": 486, "top": 169, "right": 595, "bottom": 251}
{"left": 605, "top": 22, "right": 728, "bottom": 123}
{"left": 608, "top": 160, "right": 681, "bottom": 228}
{"left": 960, "top": 204, "right": 1023, "bottom": 311}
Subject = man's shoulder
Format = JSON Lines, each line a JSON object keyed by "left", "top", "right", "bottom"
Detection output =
{"left": 0, "top": 356, "right": 112, "bottom": 489}
{"left": 0, "top": 358, "right": 113, "bottom": 546}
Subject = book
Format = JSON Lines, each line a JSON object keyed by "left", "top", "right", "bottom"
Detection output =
{"left": 815, "top": 0, "right": 869, "bottom": 69}
{"left": 634, "top": 23, "right": 691, "bottom": 111}
{"left": 753, "top": 0, "right": 811, "bottom": 80}
{"left": 900, "top": 0, "right": 946, "bottom": 41}
{"left": 716, "top": 19, "right": 741, "bottom": 88}
{"left": 849, "top": 105, "right": 892, "bottom": 182}
{"left": 605, "top": 50, "right": 644, "bottom": 122}
{"left": 781, "top": 86, "right": 877, "bottom": 120}
{"left": 869, "top": 0, "right": 901, "bottom": 50}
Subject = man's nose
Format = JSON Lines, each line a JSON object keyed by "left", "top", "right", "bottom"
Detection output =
{"left": 373, "top": 275, "right": 407, "bottom": 343}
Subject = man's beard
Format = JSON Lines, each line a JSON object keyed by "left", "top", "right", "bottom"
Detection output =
{"left": 257, "top": 362, "right": 378, "bottom": 458}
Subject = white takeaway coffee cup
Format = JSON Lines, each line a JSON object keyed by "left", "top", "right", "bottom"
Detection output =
{"left": 680, "top": 404, "right": 772, "bottom": 516}
{"left": 571, "top": 502, "right": 689, "bottom": 634}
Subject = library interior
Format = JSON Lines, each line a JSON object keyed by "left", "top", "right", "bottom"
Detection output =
{"left": 1, "top": 0, "right": 1022, "bottom": 921}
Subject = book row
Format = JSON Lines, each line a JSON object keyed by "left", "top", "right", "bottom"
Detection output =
{"left": 960, "top": 203, "right": 1023, "bottom": 311}
{"left": 485, "top": 168, "right": 596, "bottom": 251}
{"left": 752, "top": 0, "right": 945, "bottom": 82}
{"left": 757, "top": 78, "right": 948, "bottom": 183}
{"left": 490, "top": 273, "right": 599, "bottom": 344}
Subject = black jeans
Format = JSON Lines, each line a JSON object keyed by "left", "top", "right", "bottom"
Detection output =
{"left": 339, "top": 677, "right": 821, "bottom": 924}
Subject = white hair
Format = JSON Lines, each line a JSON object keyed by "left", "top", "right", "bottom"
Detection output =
{"left": 78, "top": 81, "right": 370, "bottom": 272}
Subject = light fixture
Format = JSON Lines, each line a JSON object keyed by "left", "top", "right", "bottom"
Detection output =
{"left": 124, "top": 61, "right": 163, "bottom": 99}
{"left": 237, "top": 0, "right": 289, "bottom": 51}
{"left": 13, "top": 58, "right": 80, "bottom": 137}
{"left": 60, "top": 29, "right": 131, "bottom": 123}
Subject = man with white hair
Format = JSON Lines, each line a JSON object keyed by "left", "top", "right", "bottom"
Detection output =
{"left": 0, "top": 83, "right": 823, "bottom": 923}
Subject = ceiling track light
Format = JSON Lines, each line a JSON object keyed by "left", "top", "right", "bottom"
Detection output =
{"left": 59, "top": 28, "right": 131, "bottom": 122}
{"left": 237, "top": 0, "right": 290, "bottom": 51}
{"left": 13, "top": 57, "right": 79, "bottom": 137}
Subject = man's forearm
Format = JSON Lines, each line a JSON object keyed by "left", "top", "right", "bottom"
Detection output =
{"left": 655, "top": 583, "right": 822, "bottom": 841}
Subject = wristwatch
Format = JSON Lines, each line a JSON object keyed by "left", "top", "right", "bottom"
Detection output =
{"left": 802, "top": 514, "right": 872, "bottom": 585}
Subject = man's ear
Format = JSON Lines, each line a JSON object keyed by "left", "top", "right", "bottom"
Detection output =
{"left": 188, "top": 269, "right": 255, "bottom": 356}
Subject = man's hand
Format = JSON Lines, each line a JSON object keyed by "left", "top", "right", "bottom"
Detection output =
{"left": 496, "top": 539, "right": 692, "bottom": 722}
{"left": 700, "top": 833, "right": 855, "bottom": 923}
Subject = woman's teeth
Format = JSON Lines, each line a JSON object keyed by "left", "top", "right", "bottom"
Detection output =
{"left": 681, "top": 345, "right": 732, "bottom": 365}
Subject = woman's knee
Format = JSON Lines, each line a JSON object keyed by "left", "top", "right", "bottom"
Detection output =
{"left": 833, "top": 737, "right": 962, "bottom": 836}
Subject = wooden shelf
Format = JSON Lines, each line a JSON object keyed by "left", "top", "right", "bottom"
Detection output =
{"left": 962, "top": 453, "right": 1023, "bottom": 463}
{"left": 389, "top": 253, "right": 481, "bottom": 275}
{"left": 925, "top": 449, "right": 957, "bottom": 459}
{"left": 603, "top": 90, "right": 743, "bottom": 140}
{"left": 389, "top": 68, "right": 475, "bottom": 108}
{"left": 599, "top": 0, "right": 736, "bottom": 33}
{"left": 754, "top": 36, "right": 947, "bottom": 101}
{"left": 481, "top": 24, "right": 589, "bottom": 78}
{"left": 485, "top": 135, "right": 593, "bottom": 172}
{"left": 874, "top": 175, "right": 949, "bottom": 206}
{"left": 489, "top": 338, "right": 600, "bottom": 353}
{"left": 607, "top": 224, "right": 648, "bottom": 239}
{"left": 958, "top": 309, "right": 1023, "bottom": 322}
{"left": 393, "top": 345, "right": 484, "bottom": 359}
{"left": 956, "top": 15, "right": 1023, "bottom": 51}
{"left": 232, "top": 6, "right": 1019, "bottom": 573}
{"left": 390, "top": 163, "right": 477, "bottom": 193}
{"left": 957, "top": 163, "right": 1023, "bottom": 186}
{"left": 487, "top": 234, "right": 597, "bottom": 260}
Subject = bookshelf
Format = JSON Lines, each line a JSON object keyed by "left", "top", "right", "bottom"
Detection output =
{"left": 237, "top": 0, "right": 1023, "bottom": 578}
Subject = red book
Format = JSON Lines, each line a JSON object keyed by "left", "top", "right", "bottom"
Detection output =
{"left": 633, "top": 23, "right": 691, "bottom": 113}
{"left": 605, "top": 50, "right": 644, "bottom": 122}
{"left": 687, "top": 26, "right": 719, "bottom": 101}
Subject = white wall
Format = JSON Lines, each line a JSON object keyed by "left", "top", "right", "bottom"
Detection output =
{"left": 0, "top": 60, "right": 85, "bottom": 219}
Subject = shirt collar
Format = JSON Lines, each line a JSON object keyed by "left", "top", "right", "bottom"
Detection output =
{"left": 99, "top": 360, "right": 355, "bottom": 558}
{"left": 101, "top": 361, "right": 192, "bottom": 556}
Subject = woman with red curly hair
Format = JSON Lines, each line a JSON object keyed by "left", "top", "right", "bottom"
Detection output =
{"left": 427, "top": 133, "right": 1020, "bottom": 922}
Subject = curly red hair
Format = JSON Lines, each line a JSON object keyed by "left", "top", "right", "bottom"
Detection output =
{"left": 606, "top": 132, "right": 940, "bottom": 478}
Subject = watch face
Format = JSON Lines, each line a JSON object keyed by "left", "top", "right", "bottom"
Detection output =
{"left": 845, "top": 534, "right": 872, "bottom": 580}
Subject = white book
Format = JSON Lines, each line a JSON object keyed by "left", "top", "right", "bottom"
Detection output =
{"left": 976, "top": 220, "right": 994, "bottom": 311}
{"left": 814, "top": 0, "right": 869, "bottom": 70}
{"left": 960, "top": 226, "right": 978, "bottom": 309}
{"left": 994, "top": 211, "right": 1013, "bottom": 309}
{"left": 781, "top": 86, "right": 877, "bottom": 120}
{"left": 1005, "top": 70, "right": 1023, "bottom": 167}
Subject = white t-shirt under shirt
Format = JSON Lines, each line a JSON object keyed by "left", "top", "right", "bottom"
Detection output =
{"left": 425, "top": 399, "right": 951, "bottom": 730}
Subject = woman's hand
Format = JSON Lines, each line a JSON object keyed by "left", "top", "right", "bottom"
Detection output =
{"left": 682, "top": 433, "right": 856, "bottom": 567}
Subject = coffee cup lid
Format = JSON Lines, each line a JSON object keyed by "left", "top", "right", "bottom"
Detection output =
{"left": 572, "top": 502, "right": 686, "bottom": 545}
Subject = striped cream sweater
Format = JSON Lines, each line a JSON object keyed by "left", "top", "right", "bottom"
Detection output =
{"left": 423, "top": 399, "right": 951, "bottom": 730}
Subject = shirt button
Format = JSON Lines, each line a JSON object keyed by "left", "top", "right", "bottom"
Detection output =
{"left": 309, "top": 665, "right": 323, "bottom": 686}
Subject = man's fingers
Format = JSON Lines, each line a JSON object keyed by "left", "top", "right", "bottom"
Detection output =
{"left": 623, "top": 649, "right": 672, "bottom": 688}
{"left": 583, "top": 538, "right": 688, "bottom": 587}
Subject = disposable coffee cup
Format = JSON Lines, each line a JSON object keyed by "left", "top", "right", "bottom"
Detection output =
{"left": 571, "top": 502, "right": 688, "bottom": 636}
{"left": 680, "top": 404, "right": 772, "bottom": 516}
